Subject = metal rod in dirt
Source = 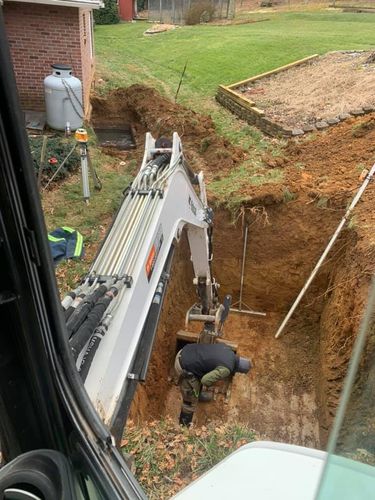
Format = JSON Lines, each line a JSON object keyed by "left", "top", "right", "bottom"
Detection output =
{"left": 230, "top": 224, "right": 266, "bottom": 316}
{"left": 275, "top": 163, "right": 375, "bottom": 339}
{"left": 175, "top": 61, "right": 188, "bottom": 103}
{"left": 238, "top": 225, "right": 248, "bottom": 310}
{"left": 230, "top": 307, "right": 266, "bottom": 317}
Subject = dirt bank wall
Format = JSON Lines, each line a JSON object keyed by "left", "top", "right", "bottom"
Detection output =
{"left": 318, "top": 234, "right": 375, "bottom": 444}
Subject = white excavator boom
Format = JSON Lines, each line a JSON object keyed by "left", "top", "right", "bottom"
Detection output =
{"left": 62, "top": 132, "right": 222, "bottom": 437}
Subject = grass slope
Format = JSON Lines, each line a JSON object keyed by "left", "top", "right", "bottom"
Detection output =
{"left": 94, "top": 11, "right": 374, "bottom": 207}
{"left": 95, "top": 11, "right": 375, "bottom": 104}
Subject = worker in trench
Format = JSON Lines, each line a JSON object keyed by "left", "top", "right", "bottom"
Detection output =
{"left": 174, "top": 342, "right": 252, "bottom": 426}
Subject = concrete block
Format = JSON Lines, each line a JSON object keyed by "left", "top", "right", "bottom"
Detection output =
{"left": 338, "top": 113, "right": 352, "bottom": 121}
{"left": 292, "top": 128, "right": 304, "bottom": 136}
{"left": 363, "top": 105, "right": 375, "bottom": 114}
{"left": 327, "top": 118, "right": 340, "bottom": 125}
{"left": 351, "top": 109, "right": 365, "bottom": 116}
{"left": 283, "top": 128, "right": 293, "bottom": 137}
{"left": 302, "top": 124, "right": 316, "bottom": 133}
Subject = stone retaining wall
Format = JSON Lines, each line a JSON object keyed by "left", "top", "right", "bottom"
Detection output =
{"left": 216, "top": 54, "right": 375, "bottom": 138}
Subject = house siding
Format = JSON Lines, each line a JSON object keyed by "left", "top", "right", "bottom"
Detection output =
{"left": 4, "top": 2, "right": 94, "bottom": 114}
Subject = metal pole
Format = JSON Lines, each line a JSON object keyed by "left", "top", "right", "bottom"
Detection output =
{"left": 175, "top": 61, "right": 188, "bottom": 103}
{"left": 80, "top": 142, "right": 90, "bottom": 204}
{"left": 230, "top": 224, "right": 266, "bottom": 317}
{"left": 37, "top": 135, "right": 48, "bottom": 189}
{"left": 238, "top": 225, "right": 248, "bottom": 311}
{"left": 275, "top": 163, "right": 375, "bottom": 339}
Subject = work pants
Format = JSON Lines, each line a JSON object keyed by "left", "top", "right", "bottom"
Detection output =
{"left": 174, "top": 350, "right": 201, "bottom": 424}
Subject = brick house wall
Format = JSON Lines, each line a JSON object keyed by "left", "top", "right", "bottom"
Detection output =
{"left": 3, "top": 2, "right": 94, "bottom": 114}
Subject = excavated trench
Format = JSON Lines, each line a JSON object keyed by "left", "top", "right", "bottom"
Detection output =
{"left": 92, "top": 85, "right": 375, "bottom": 450}
{"left": 128, "top": 200, "right": 369, "bottom": 449}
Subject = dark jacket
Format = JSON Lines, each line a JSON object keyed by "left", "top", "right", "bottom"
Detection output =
{"left": 180, "top": 343, "right": 236, "bottom": 379}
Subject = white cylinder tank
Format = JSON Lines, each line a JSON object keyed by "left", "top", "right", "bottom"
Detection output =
{"left": 44, "top": 64, "right": 83, "bottom": 131}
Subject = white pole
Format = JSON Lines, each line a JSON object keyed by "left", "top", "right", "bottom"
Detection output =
{"left": 275, "top": 163, "right": 375, "bottom": 339}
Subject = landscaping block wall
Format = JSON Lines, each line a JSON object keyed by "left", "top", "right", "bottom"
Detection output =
{"left": 3, "top": 2, "right": 94, "bottom": 114}
{"left": 216, "top": 55, "right": 319, "bottom": 138}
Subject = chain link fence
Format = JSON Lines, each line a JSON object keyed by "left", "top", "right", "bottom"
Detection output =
{"left": 237, "top": 0, "right": 375, "bottom": 10}
{"left": 148, "top": 0, "right": 234, "bottom": 24}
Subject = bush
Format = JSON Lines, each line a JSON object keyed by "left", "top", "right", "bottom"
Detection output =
{"left": 94, "top": 0, "right": 120, "bottom": 25}
{"left": 184, "top": 1, "right": 215, "bottom": 25}
{"left": 29, "top": 136, "right": 80, "bottom": 182}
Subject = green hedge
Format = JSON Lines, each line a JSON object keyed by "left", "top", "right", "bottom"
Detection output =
{"left": 94, "top": 0, "right": 120, "bottom": 25}
{"left": 29, "top": 136, "right": 80, "bottom": 182}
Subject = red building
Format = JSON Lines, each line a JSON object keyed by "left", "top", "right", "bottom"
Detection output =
{"left": 118, "top": 0, "right": 135, "bottom": 21}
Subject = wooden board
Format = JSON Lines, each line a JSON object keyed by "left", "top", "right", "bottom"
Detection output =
{"left": 176, "top": 330, "right": 238, "bottom": 352}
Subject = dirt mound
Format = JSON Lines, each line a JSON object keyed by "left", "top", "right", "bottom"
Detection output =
{"left": 91, "top": 85, "right": 244, "bottom": 177}
{"left": 283, "top": 115, "right": 375, "bottom": 245}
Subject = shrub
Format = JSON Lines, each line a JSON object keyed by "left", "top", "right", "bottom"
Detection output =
{"left": 184, "top": 1, "right": 216, "bottom": 25}
{"left": 29, "top": 136, "right": 80, "bottom": 182}
{"left": 94, "top": 0, "right": 120, "bottom": 25}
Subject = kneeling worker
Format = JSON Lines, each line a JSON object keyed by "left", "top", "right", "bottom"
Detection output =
{"left": 174, "top": 343, "right": 252, "bottom": 425}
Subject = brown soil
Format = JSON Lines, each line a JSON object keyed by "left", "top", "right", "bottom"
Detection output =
{"left": 91, "top": 85, "right": 245, "bottom": 182}
{"left": 91, "top": 87, "right": 375, "bottom": 449}
{"left": 239, "top": 51, "right": 375, "bottom": 129}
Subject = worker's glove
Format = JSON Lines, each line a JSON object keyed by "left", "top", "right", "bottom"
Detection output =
{"left": 178, "top": 370, "right": 194, "bottom": 386}
{"left": 181, "top": 370, "right": 195, "bottom": 380}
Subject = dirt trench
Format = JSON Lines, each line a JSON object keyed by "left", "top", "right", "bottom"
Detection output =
{"left": 129, "top": 200, "right": 372, "bottom": 448}
{"left": 91, "top": 86, "right": 375, "bottom": 449}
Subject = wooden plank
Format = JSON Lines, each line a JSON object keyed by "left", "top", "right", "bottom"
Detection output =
{"left": 176, "top": 330, "right": 238, "bottom": 351}
{"left": 176, "top": 330, "right": 199, "bottom": 342}
{"left": 226, "top": 54, "right": 319, "bottom": 89}
{"left": 218, "top": 85, "right": 255, "bottom": 109}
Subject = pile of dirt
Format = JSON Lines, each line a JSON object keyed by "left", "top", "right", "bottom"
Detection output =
{"left": 282, "top": 114, "right": 375, "bottom": 247}
{"left": 91, "top": 85, "right": 245, "bottom": 179}
{"left": 239, "top": 51, "right": 375, "bottom": 129}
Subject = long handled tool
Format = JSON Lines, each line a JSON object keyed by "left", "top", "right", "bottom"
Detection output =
{"left": 175, "top": 61, "right": 188, "bottom": 103}
{"left": 275, "top": 163, "right": 375, "bottom": 339}
{"left": 230, "top": 224, "right": 266, "bottom": 317}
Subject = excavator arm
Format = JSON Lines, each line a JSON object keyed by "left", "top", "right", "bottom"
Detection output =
{"left": 62, "top": 132, "right": 224, "bottom": 437}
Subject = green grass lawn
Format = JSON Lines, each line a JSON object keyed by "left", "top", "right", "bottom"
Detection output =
{"left": 95, "top": 11, "right": 375, "bottom": 105}
{"left": 94, "top": 10, "right": 374, "bottom": 206}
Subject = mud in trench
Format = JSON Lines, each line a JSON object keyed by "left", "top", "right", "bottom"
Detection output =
{"left": 129, "top": 198, "right": 373, "bottom": 449}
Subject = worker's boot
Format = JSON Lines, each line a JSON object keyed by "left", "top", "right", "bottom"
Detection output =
{"left": 179, "top": 409, "right": 193, "bottom": 426}
{"left": 199, "top": 391, "right": 213, "bottom": 402}
{"left": 179, "top": 401, "right": 194, "bottom": 426}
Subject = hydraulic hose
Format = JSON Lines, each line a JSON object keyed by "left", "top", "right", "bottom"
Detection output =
{"left": 66, "top": 284, "right": 108, "bottom": 338}
{"left": 78, "top": 315, "right": 111, "bottom": 382}
{"left": 64, "top": 293, "right": 85, "bottom": 320}
{"left": 70, "top": 285, "right": 120, "bottom": 360}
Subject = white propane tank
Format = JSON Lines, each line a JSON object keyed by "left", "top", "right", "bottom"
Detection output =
{"left": 44, "top": 64, "right": 83, "bottom": 131}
